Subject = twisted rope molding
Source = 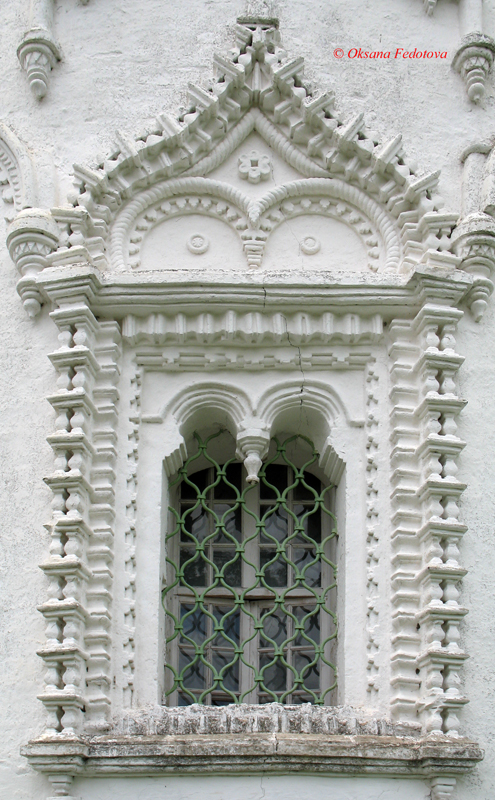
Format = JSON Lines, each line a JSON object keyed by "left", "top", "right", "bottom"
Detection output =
{"left": 187, "top": 108, "right": 328, "bottom": 180}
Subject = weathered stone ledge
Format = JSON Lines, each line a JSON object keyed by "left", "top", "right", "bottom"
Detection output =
{"left": 113, "top": 703, "right": 422, "bottom": 738}
{"left": 22, "top": 733, "right": 483, "bottom": 778}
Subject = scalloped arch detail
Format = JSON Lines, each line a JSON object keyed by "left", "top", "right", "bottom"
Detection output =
{"left": 0, "top": 124, "right": 36, "bottom": 220}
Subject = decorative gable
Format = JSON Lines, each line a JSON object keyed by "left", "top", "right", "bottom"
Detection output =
{"left": 10, "top": 17, "right": 492, "bottom": 308}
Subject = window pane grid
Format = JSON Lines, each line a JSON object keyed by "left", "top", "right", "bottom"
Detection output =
{"left": 164, "top": 431, "right": 338, "bottom": 705}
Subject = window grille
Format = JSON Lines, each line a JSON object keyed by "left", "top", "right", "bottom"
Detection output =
{"left": 163, "top": 431, "right": 338, "bottom": 706}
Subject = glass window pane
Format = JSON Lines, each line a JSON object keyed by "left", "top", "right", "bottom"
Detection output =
{"left": 260, "top": 608, "right": 287, "bottom": 647}
{"left": 259, "top": 656, "right": 287, "bottom": 692}
{"left": 213, "top": 504, "right": 242, "bottom": 542}
{"left": 260, "top": 552, "right": 287, "bottom": 587}
{"left": 293, "top": 548, "right": 321, "bottom": 587}
{"left": 294, "top": 652, "right": 320, "bottom": 690}
{"left": 294, "top": 605, "right": 320, "bottom": 646}
{"left": 180, "top": 603, "right": 207, "bottom": 643}
{"left": 261, "top": 506, "right": 288, "bottom": 542}
{"left": 293, "top": 471, "right": 321, "bottom": 501}
{"left": 213, "top": 549, "right": 241, "bottom": 587}
{"left": 214, "top": 463, "right": 242, "bottom": 500}
{"left": 213, "top": 606, "right": 240, "bottom": 646}
{"left": 180, "top": 549, "right": 207, "bottom": 586}
{"left": 181, "top": 504, "right": 209, "bottom": 541}
{"left": 260, "top": 464, "right": 287, "bottom": 499}
{"left": 179, "top": 651, "right": 206, "bottom": 690}
{"left": 212, "top": 652, "right": 239, "bottom": 692}
{"left": 294, "top": 505, "right": 321, "bottom": 543}
{"left": 180, "top": 468, "right": 209, "bottom": 500}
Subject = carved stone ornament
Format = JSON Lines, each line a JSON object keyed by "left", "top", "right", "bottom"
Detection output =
{"left": 17, "top": 0, "right": 62, "bottom": 99}
{"left": 10, "top": 15, "right": 489, "bottom": 799}
{"left": 452, "top": 33, "right": 495, "bottom": 104}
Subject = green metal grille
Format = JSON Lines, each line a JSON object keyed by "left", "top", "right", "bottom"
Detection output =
{"left": 163, "top": 431, "right": 338, "bottom": 706}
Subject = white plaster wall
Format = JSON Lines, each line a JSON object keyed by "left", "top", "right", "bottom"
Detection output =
{"left": 1, "top": 1, "right": 495, "bottom": 799}
{"left": 75, "top": 774, "right": 430, "bottom": 800}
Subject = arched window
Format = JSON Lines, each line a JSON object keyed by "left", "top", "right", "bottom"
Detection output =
{"left": 163, "top": 430, "right": 338, "bottom": 706}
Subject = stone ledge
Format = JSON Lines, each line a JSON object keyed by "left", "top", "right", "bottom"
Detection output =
{"left": 22, "top": 734, "right": 483, "bottom": 778}
{"left": 114, "top": 703, "right": 422, "bottom": 738}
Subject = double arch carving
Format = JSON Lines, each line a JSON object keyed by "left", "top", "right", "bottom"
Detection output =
{"left": 157, "top": 378, "right": 349, "bottom": 484}
{"left": 111, "top": 173, "right": 401, "bottom": 273}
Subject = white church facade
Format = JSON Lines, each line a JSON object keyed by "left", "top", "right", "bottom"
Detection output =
{"left": 1, "top": 2, "right": 495, "bottom": 800}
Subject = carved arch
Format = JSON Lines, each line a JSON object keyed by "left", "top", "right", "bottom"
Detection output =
{"left": 0, "top": 124, "right": 36, "bottom": 221}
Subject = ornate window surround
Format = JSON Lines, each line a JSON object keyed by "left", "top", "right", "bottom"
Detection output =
{"left": 6, "top": 15, "right": 493, "bottom": 800}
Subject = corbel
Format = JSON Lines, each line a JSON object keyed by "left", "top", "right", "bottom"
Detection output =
{"left": 17, "top": 0, "right": 61, "bottom": 100}
{"left": 6, "top": 208, "right": 59, "bottom": 317}
{"left": 452, "top": 0, "right": 495, "bottom": 103}
{"left": 236, "top": 425, "right": 271, "bottom": 483}
{"left": 451, "top": 212, "right": 495, "bottom": 321}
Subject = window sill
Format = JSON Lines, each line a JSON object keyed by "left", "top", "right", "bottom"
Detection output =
{"left": 23, "top": 732, "right": 483, "bottom": 779}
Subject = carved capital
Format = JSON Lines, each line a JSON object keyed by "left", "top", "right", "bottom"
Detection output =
{"left": 451, "top": 212, "right": 495, "bottom": 320}
{"left": 236, "top": 427, "right": 270, "bottom": 483}
{"left": 17, "top": 28, "right": 61, "bottom": 100}
{"left": 452, "top": 33, "right": 495, "bottom": 104}
{"left": 7, "top": 209, "right": 59, "bottom": 316}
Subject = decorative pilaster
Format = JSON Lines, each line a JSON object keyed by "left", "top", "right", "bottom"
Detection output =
{"left": 452, "top": 33, "right": 495, "bottom": 104}
{"left": 6, "top": 209, "right": 59, "bottom": 317}
{"left": 413, "top": 305, "right": 468, "bottom": 737}
{"left": 389, "top": 320, "right": 422, "bottom": 723}
{"left": 85, "top": 321, "right": 121, "bottom": 731}
{"left": 38, "top": 299, "right": 121, "bottom": 736}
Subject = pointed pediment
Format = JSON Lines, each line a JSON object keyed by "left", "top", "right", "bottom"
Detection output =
{"left": 41, "top": 16, "right": 457, "bottom": 279}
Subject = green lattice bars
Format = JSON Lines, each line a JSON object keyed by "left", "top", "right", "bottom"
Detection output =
{"left": 163, "top": 431, "right": 338, "bottom": 706}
